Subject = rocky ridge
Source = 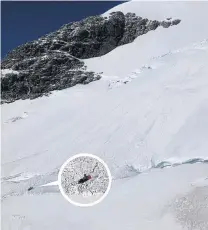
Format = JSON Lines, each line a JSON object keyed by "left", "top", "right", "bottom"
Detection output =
{"left": 1, "top": 11, "right": 181, "bottom": 103}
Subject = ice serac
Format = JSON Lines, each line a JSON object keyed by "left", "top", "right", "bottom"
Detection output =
{"left": 1, "top": 11, "right": 180, "bottom": 103}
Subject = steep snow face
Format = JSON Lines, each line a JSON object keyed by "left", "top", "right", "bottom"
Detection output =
{"left": 2, "top": 40, "right": 208, "bottom": 178}
{"left": 85, "top": 1, "right": 208, "bottom": 77}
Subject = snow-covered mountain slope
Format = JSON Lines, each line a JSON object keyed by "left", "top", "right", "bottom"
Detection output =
{"left": 2, "top": 39, "right": 208, "bottom": 177}
{"left": 1, "top": 1, "right": 208, "bottom": 230}
{"left": 85, "top": 1, "right": 208, "bottom": 77}
{"left": 2, "top": 40, "right": 208, "bottom": 226}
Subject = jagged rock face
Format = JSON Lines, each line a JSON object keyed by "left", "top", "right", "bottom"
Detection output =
{"left": 56, "top": 11, "right": 126, "bottom": 58}
{"left": 118, "top": 13, "right": 155, "bottom": 45}
{"left": 1, "top": 52, "right": 101, "bottom": 103}
{"left": 1, "top": 11, "right": 181, "bottom": 103}
{"left": 2, "top": 12, "right": 180, "bottom": 62}
{"left": 2, "top": 12, "right": 126, "bottom": 63}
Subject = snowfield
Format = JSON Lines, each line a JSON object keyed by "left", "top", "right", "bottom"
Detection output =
{"left": 1, "top": 1, "right": 208, "bottom": 230}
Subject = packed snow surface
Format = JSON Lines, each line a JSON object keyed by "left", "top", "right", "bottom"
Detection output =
{"left": 1, "top": 1, "right": 208, "bottom": 230}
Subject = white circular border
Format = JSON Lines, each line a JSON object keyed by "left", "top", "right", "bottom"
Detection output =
{"left": 58, "top": 153, "right": 112, "bottom": 207}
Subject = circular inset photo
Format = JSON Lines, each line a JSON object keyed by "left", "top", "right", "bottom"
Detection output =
{"left": 58, "top": 153, "right": 112, "bottom": 207}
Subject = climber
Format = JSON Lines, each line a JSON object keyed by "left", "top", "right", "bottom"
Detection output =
{"left": 78, "top": 174, "right": 92, "bottom": 184}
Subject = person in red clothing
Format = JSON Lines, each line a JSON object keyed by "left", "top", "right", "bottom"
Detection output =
{"left": 78, "top": 174, "right": 92, "bottom": 184}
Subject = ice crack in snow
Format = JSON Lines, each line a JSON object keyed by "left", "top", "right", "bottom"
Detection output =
{"left": 113, "top": 157, "right": 208, "bottom": 180}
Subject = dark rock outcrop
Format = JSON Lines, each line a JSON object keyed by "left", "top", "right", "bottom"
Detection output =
{"left": 171, "top": 19, "right": 181, "bottom": 26}
{"left": 160, "top": 19, "right": 181, "bottom": 28}
{"left": 118, "top": 13, "right": 159, "bottom": 45}
{"left": 1, "top": 11, "right": 181, "bottom": 103}
{"left": 1, "top": 52, "right": 101, "bottom": 103}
